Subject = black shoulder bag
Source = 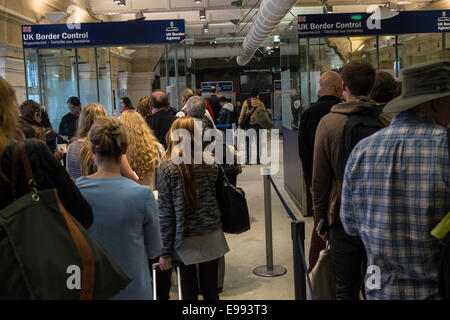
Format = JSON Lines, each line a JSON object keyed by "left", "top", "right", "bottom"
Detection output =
{"left": 240, "top": 99, "right": 258, "bottom": 130}
{"left": 215, "top": 164, "right": 250, "bottom": 234}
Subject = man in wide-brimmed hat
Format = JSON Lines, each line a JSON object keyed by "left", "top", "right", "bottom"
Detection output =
{"left": 339, "top": 61, "right": 450, "bottom": 300}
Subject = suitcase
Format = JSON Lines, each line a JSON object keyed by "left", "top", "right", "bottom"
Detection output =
{"left": 152, "top": 262, "right": 183, "bottom": 300}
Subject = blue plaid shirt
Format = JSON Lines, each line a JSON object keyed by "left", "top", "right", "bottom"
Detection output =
{"left": 340, "top": 112, "right": 450, "bottom": 300}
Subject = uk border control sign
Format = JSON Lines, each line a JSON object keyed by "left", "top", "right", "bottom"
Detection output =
{"left": 22, "top": 19, "right": 185, "bottom": 48}
{"left": 298, "top": 10, "right": 449, "bottom": 38}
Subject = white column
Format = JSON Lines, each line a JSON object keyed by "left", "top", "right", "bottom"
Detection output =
{"left": 0, "top": 44, "right": 26, "bottom": 103}
{"left": 126, "top": 72, "right": 155, "bottom": 107}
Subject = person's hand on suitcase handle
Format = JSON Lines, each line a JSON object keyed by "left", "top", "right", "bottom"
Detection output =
{"left": 159, "top": 256, "right": 172, "bottom": 271}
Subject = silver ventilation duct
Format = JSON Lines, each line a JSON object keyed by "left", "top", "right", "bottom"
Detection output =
{"left": 236, "top": 0, "right": 297, "bottom": 66}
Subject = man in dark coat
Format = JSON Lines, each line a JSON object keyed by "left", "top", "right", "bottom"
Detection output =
{"left": 298, "top": 71, "right": 342, "bottom": 272}
{"left": 146, "top": 90, "right": 177, "bottom": 149}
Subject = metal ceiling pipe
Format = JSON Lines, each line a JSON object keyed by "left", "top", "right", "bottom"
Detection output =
{"left": 236, "top": 0, "right": 297, "bottom": 66}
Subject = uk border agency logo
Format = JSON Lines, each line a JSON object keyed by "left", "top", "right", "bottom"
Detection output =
{"left": 437, "top": 11, "right": 450, "bottom": 31}
{"left": 23, "top": 26, "right": 31, "bottom": 33}
{"left": 166, "top": 21, "right": 179, "bottom": 33}
{"left": 298, "top": 16, "right": 306, "bottom": 22}
{"left": 438, "top": 11, "right": 450, "bottom": 22}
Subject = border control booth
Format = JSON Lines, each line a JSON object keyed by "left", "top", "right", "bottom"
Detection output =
{"left": 280, "top": 10, "right": 449, "bottom": 216}
{"left": 21, "top": 19, "right": 186, "bottom": 130}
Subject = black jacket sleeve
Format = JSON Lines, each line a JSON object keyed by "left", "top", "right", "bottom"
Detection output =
{"left": 298, "top": 108, "right": 313, "bottom": 187}
{"left": 34, "top": 140, "right": 94, "bottom": 228}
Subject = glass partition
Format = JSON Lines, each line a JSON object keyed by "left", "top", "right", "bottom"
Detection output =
{"left": 37, "top": 48, "right": 78, "bottom": 130}
{"left": 76, "top": 48, "right": 99, "bottom": 107}
{"left": 97, "top": 48, "right": 113, "bottom": 115}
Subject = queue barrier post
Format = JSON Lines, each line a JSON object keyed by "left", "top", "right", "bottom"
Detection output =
{"left": 253, "top": 173, "right": 287, "bottom": 277}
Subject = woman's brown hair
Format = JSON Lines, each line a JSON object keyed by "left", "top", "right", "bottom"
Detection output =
{"left": 76, "top": 103, "right": 107, "bottom": 138}
{"left": 0, "top": 77, "right": 18, "bottom": 180}
{"left": 137, "top": 96, "right": 152, "bottom": 119}
{"left": 88, "top": 116, "right": 128, "bottom": 163}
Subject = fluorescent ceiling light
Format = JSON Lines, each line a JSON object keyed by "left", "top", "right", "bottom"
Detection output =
{"left": 203, "top": 23, "right": 209, "bottom": 33}
{"left": 358, "top": 44, "right": 365, "bottom": 51}
{"left": 195, "top": 0, "right": 202, "bottom": 4}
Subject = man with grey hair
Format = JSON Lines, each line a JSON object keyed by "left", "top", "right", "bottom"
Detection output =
{"left": 186, "top": 96, "right": 215, "bottom": 129}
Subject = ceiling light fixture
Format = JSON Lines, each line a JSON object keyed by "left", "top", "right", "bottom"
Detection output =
{"left": 114, "top": 0, "right": 126, "bottom": 7}
{"left": 203, "top": 23, "right": 209, "bottom": 33}
{"left": 288, "top": 21, "right": 294, "bottom": 30}
{"left": 195, "top": 0, "right": 202, "bottom": 4}
{"left": 200, "top": 8, "right": 206, "bottom": 20}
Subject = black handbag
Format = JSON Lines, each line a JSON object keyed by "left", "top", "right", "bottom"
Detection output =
{"left": 215, "top": 164, "right": 250, "bottom": 234}
{"left": 0, "top": 142, "right": 131, "bottom": 299}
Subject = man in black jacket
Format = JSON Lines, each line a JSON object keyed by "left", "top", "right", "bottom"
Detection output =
{"left": 146, "top": 90, "right": 177, "bottom": 149}
{"left": 59, "top": 96, "right": 81, "bottom": 142}
{"left": 298, "top": 71, "right": 342, "bottom": 272}
{"left": 206, "top": 86, "right": 221, "bottom": 123}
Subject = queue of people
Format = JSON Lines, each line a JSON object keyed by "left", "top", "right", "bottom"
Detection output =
{"left": 1, "top": 59, "right": 448, "bottom": 300}
{"left": 299, "top": 60, "right": 450, "bottom": 300}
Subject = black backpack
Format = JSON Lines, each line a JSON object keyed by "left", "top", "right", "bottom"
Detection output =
{"left": 335, "top": 107, "right": 385, "bottom": 182}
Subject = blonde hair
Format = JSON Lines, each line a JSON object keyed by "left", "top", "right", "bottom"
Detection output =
{"left": 118, "top": 110, "right": 160, "bottom": 180}
{"left": 80, "top": 140, "right": 95, "bottom": 176}
{"left": 76, "top": 103, "right": 107, "bottom": 138}
{"left": 88, "top": 116, "right": 127, "bottom": 163}
{"left": 0, "top": 77, "right": 18, "bottom": 180}
{"left": 137, "top": 96, "right": 152, "bottom": 119}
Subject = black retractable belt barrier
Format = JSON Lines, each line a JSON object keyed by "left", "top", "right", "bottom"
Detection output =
{"left": 257, "top": 174, "right": 315, "bottom": 300}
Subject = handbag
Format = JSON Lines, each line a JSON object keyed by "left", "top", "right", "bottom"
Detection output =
{"left": 215, "top": 164, "right": 250, "bottom": 234}
{"left": 255, "top": 110, "right": 273, "bottom": 130}
{"left": 240, "top": 99, "right": 258, "bottom": 130}
{"left": 308, "top": 243, "right": 336, "bottom": 300}
{"left": 0, "top": 142, "right": 131, "bottom": 299}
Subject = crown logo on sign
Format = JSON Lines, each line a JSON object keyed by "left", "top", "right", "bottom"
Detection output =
{"left": 171, "top": 21, "right": 174, "bottom": 27}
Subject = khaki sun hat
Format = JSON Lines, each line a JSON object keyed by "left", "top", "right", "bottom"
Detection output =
{"left": 384, "top": 61, "right": 450, "bottom": 113}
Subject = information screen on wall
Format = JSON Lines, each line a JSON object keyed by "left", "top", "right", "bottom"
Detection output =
{"left": 22, "top": 19, "right": 185, "bottom": 48}
{"left": 298, "top": 10, "right": 449, "bottom": 38}
{"left": 201, "top": 81, "right": 233, "bottom": 93}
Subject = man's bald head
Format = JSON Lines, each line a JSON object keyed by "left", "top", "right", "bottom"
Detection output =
{"left": 319, "top": 71, "right": 343, "bottom": 98}
{"left": 151, "top": 90, "right": 169, "bottom": 110}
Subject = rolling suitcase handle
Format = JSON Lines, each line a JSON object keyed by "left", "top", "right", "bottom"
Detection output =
{"left": 152, "top": 262, "right": 183, "bottom": 300}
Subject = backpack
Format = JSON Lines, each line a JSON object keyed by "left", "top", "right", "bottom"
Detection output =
{"left": 240, "top": 99, "right": 258, "bottom": 130}
{"left": 335, "top": 107, "right": 385, "bottom": 182}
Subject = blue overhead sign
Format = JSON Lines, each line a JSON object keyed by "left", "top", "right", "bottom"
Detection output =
{"left": 22, "top": 19, "right": 185, "bottom": 48}
{"left": 298, "top": 10, "right": 449, "bottom": 38}
{"left": 201, "top": 82, "right": 234, "bottom": 93}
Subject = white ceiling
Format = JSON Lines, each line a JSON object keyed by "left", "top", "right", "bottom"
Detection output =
{"left": 87, "top": 0, "right": 434, "bottom": 39}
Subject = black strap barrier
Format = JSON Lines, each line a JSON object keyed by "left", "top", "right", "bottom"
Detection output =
{"left": 267, "top": 175, "right": 316, "bottom": 300}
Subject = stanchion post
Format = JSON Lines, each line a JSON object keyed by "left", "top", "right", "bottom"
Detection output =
{"left": 253, "top": 173, "right": 287, "bottom": 277}
{"left": 291, "top": 220, "right": 306, "bottom": 300}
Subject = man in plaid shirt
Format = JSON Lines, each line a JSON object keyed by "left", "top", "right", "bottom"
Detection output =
{"left": 340, "top": 61, "right": 450, "bottom": 299}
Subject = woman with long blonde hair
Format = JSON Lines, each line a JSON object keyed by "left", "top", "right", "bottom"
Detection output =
{"left": 157, "top": 117, "right": 229, "bottom": 301}
{"left": 66, "top": 103, "right": 106, "bottom": 179}
{"left": 118, "top": 110, "right": 164, "bottom": 190}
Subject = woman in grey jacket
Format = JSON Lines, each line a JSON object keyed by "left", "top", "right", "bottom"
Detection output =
{"left": 157, "top": 117, "right": 229, "bottom": 300}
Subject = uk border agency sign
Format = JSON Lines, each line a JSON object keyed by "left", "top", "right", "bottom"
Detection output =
{"left": 298, "top": 10, "right": 449, "bottom": 38}
{"left": 22, "top": 20, "right": 185, "bottom": 48}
